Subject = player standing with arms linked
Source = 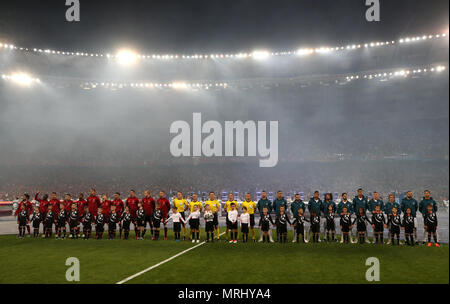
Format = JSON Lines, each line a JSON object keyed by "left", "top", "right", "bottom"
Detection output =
{"left": 257, "top": 191, "right": 273, "bottom": 242}
{"left": 188, "top": 194, "right": 202, "bottom": 240}
{"left": 308, "top": 191, "right": 322, "bottom": 242}
{"left": 419, "top": 190, "right": 438, "bottom": 245}
{"left": 401, "top": 191, "right": 419, "bottom": 245}
{"left": 111, "top": 193, "right": 125, "bottom": 238}
{"left": 157, "top": 191, "right": 171, "bottom": 240}
{"left": 204, "top": 192, "right": 221, "bottom": 241}
{"left": 241, "top": 193, "right": 257, "bottom": 242}
{"left": 224, "top": 192, "right": 237, "bottom": 241}
{"left": 173, "top": 191, "right": 189, "bottom": 240}
{"left": 141, "top": 190, "right": 155, "bottom": 239}
{"left": 272, "top": 191, "right": 287, "bottom": 216}
{"left": 126, "top": 190, "right": 140, "bottom": 239}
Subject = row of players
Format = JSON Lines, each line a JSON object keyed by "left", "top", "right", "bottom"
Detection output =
{"left": 14, "top": 188, "right": 439, "bottom": 246}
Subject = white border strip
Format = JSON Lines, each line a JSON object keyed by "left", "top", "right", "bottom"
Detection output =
{"left": 116, "top": 232, "right": 225, "bottom": 284}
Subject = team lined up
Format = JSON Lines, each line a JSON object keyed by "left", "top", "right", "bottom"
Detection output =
{"left": 15, "top": 188, "right": 439, "bottom": 246}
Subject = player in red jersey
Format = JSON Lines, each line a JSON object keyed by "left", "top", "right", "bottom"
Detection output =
{"left": 126, "top": 190, "right": 140, "bottom": 239}
{"left": 157, "top": 190, "right": 171, "bottom": 240}
{"left": 35, "top": 190, "right": 49, "bottom": 217}
{"left": 76, "top": 193, "right": 87, "bottom": 215}
{"left": 87, "top": 188, "right": 101, "bottom": 217}
{"left": 101, "top": 194, "right": 111, "bottom": 219}
{"left": 49, "top": 192, "right": 60, "bottom": 213}
{"left": 111, "top": 192, "right": 125, "bottom": 238}
{"left": 49, "top": 192, "right": 61, "bottom": 231}
{"left": 141, "top": 190, "right": 155, "bottom": 238}
{"left": 63, "top": 194, "right": 73, "bottom": 212}
{"left": 15, "top": 193, "right": 33, "bottom": 236}
{"left": 75, "top": 193, "right": 87, "bottom": 237}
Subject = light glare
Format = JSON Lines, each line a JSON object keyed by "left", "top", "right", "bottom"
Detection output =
{"left": 116, "top": 50, "right": 138, "bottom": 66}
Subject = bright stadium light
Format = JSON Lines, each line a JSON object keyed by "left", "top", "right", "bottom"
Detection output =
{"left": 116, "top": 49, "right": 138, "bottom": 66}
{"left": 252, "top": 50, "right": 270, "bottom": 60}
{"left": 10, "top": 73, "right": 35, "bottom": 86}
{"left": 172, "top": 82, "right": 188, "bottom": 89}
{"left": 296, "top": 48, "right": 314, "bottom": 56}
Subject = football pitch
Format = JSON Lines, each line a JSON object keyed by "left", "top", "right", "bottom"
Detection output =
{"left": 0, "top": 230, "right": 448, "bottom": 284}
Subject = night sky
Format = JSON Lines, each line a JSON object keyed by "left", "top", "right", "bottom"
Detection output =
{"left": 0, "top": 0, "right": 448, "bottom": 54}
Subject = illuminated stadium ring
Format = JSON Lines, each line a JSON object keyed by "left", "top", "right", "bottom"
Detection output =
{"left": 1, "top": 64, "right": 446, "bottom": 90}
{"left": 0, "top": 31, "right": 447, "bottom": 63}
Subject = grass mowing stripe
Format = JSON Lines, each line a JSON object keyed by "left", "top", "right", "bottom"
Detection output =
{"left": 116, "top": 232, "right": 226, "bottom": 284}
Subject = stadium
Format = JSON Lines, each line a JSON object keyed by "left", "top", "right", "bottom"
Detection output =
{"left": 0, "top": 0, "right": 449, "bottom": 286}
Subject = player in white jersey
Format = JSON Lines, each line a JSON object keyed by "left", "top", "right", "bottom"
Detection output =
{"left": 186, "top": 205, "right": 201, "bottom": 243}
{"left": 227, "top": 203, "right": 239, "bottom": 243}
{"left": 165, "top": 207, "right": 186, "bottom": 242}
{"left": 239, "top": 206, "right": 250, "bottom": 242}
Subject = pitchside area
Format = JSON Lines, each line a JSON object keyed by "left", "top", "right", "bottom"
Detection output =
{"left": 0, "top": 230, "right": 448, "bottom": 284}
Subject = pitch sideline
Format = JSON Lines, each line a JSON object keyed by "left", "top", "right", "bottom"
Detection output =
{"left": 116, "top": 232, "right": 226, "bottom": 284}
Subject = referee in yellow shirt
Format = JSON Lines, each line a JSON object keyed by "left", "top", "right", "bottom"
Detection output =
{"left": 188, "top": 194, "right": 202, "bottom": 240}
{"left": 241, "top": 193, "right": 257, "bottom": 242}
{"left": 204, "top": 192, "right": 221, "bottom": 240}
{"left": 224, "top": 192, "right": 238, "bottom": 240}
{"left": 173, "top": 191, "right": 189, "bottom": 240}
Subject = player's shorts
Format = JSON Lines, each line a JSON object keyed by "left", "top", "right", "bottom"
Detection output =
{"left": 226, "top": 215, "right": 231, "bottom": 229}
{"left": 109, "top": 223, "right": 117, "bottom": 231}
{"left": 241, "top": 223, "right": 249, "bottom": 233}
{"left": 57, "top": 220, "right": 66, "bottom": 228}
{"left": 340, "top": 224, "right": 350, "bottom": 233}
{"left": 228, "top": 221, "right": 237, "bottom": 230}
{"left": 278, "top": 225, "right": 287, "bottom": 234}
{"left": 69, "top": 220, "right": 78, "bottom": 228}
{"left": 373, "top": 223, "right": 384, "bottom": 233}
{"left": 213, "top": 213, "right": 219, "bottom": 226}
{"left": 390, "top": 226, "right": 400, "bottom": 235}
{"left": 32, "top": 222, "right": 40, "bottom": 229}
{"left": 295, "top": 224, "right": 304, "bottom": 235}
{"left": 44, "top": 221, "right": 53, "bottom": 229}
{"left": 357, "top": 222, "right": 367, "bottom": 232}
{"left": 249, "top": 214, "right": 255, "bottom": 227}
{"left": 96, "top": 224, "right": 104, "bottom": 233}
{"left": 18, "top": 219, "right": 27, "bottom": 226}
{"left": 404, "top": 224, "right": 414, "bottom": 234}
{"left": 261, "top": 222, "right": 270, "bottom": 232}
{"left": 190, "top": 218, "right": 200, "bottom": 230}
{"left": 122, "top": 222, "right": 130, "bottom": 230}
{"left": 173, "top": 222, "right": 181, "bottom": 233}
{"left": 152, "top": 219, "right": 161, "bottom": 228}
{"left": 427, "top": 224, "right": 437, "bottom": 233}
{"left": 137, "top": 219, "right": 145, "bottom": 227}
{"left": 326, "top": 220, "right": 336, "bottom": 231}
{"left": 311, "top": 223, "right": 321, "bottom": 233}
{"left": 205, "top": 221, "right": 214, "bottom": 232}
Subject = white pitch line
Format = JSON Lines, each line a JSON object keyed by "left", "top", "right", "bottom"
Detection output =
{"left": 116, "top": 232, "right": 226, "bottom": 284}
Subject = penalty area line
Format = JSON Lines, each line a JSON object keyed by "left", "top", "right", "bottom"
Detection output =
{"left": 116, "top": 232, "right": 226, "bottom": 284}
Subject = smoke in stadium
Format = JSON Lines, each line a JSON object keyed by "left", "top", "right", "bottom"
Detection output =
{"left": 0, "top": 0, "right": 448, "bottom": 286}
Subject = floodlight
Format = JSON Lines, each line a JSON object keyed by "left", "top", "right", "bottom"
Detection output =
{"left": 296, "top": 49, "right": 313, "bottom": 56}
{"left": 11, "top": 73, "right": 35, "bottom": 86}
{"left": 172, "top": 82, "right": 188, "bottom": 89}
{"left": 252, "top": 50, "right": 270, "bottom": 60}
{"left": 116, "top": 50, "right": 138, "bottom": 66}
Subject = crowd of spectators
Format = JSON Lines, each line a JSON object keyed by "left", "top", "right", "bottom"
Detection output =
{"left": 0, "top": 159, "right": 448, "bottom": 203}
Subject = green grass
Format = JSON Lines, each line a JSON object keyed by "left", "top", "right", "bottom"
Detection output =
{"left": 0, "top": 230, "right": 448, "bottom": 284}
